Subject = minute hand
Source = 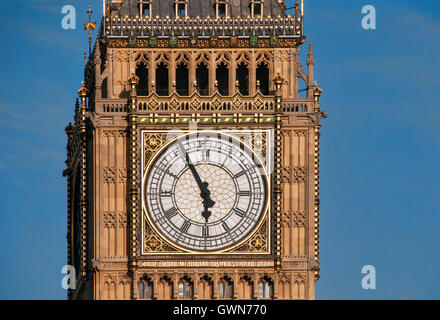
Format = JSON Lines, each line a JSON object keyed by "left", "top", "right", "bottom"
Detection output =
{"left": 187, "top": 156, "right": 205, "bottom": 190}
{"left": 177, "top": 142, "right": 205, "bottom": 190}
{"left": 177, "top": 142, "right": 215, "bottom": 220}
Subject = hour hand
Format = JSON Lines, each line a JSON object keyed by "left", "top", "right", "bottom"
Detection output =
{"left": 200, "top": 182, "right": 215, "bottom": 222}
{"left": 200, "top": 182, "right": 215, "bottom": 208}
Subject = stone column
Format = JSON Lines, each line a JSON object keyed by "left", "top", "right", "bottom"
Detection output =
{"left": 210, "top": 52, "right": 216, "bottom": 95}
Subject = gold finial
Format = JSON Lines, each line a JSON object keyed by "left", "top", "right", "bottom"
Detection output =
{"left": 79, "top": 81, "right": 87, "bottom": 91}
{"left": 84, "top": 5, "right": 97, "bottom": 55}
{"left": 128, "top": 71, "right": 139, "bottom": 86}
{"left": 78, "top": 81, "right": 88, "bottom": 103}
{"left": 274, "top": 72, "right": 284, "bottom": 97}
{"left": 273, "top": 72, "right": 284, "bottom": 85}
{"left": 313, "top": 81, "right": 323, "bottom": 98}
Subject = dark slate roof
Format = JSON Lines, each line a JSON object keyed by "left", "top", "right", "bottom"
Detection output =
{"left": 112, "top": 0, "right": 285, "bottom": 18}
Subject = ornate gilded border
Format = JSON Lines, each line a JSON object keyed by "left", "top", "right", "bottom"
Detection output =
{"left": 107, "top": 36, "right": 304, "bottom": 49}
{"left": 137, "top": 114, "right": 276, "bottom": 125}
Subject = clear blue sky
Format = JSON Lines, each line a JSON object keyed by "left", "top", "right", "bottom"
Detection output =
{"left": 0, "top": 0, "right": 439, "bottom": 300}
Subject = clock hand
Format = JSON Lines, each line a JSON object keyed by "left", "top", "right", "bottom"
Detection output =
{"left": 200, "top": 182, "right": 215, "bottom": 222}
{"left": 177, "top": 141, "right": 215, "bottom": 222}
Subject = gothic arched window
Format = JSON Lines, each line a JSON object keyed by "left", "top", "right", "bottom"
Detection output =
{"left": 219, "top": 277, "right": 233, "bottom": 299}
{"left": 236, "top": 62, "right": 249, "bottom": 96}
{"left": 139, "top": 281, "right": 144, "bottom": 299}
{"left": 216, "top": 1, "right": 228, "bottom": 19}
{"left": 136, "top": 62, "right": 149, "bottom": 96}
{"left": 145, "top": 281, "right": 153, "bottom": 299}
{"left": 175, "top": 0, "right": 187, "bottom": 19}
{"left": 139, "top": 276, "right": 153, "bottom": 299}
{"left": 196, "top": 63, "right": 209, "bottom": 96}
{"left": 258, "top": 276, "right": 273, "bottom": 299}
{"left": 179, "top": 277, "right": 192, "bottom": 299}
{"left": 139, "top": 1, "right": 152, "bottom": 18}
{"left": 156, "top": 62, "right": 169, "bottom": 96}
{"left": 256, "top": 62, "right": 269, "bottom": 95}
{"left": 251, "top": 0, "right": 264, "bottom": 19}
{"left": 176, "top": 62, "right": 189, "bottom": 96}
{"left": 216, "top": 62, "right": 229, "bottom": 96}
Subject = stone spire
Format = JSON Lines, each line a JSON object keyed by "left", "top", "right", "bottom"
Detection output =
{"left": 307, "top": 41, "right": 315, "bottom": 98}
{"left": 307, "top": 40, "right": 314, "bottom": 65}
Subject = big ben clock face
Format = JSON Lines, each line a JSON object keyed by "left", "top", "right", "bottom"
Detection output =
{"left": 142, "top": 131, "right": 269, "bottom": 253}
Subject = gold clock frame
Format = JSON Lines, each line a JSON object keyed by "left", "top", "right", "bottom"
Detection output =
{"left": 140, "top": 129, "right": 273, "bottom": 255}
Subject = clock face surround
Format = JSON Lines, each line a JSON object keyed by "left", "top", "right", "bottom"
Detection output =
{"left": 142, "top": 131, "right": 270, "bottom": 253}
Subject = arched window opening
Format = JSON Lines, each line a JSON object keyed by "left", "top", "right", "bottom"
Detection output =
{"left": 156, "top": 62, "right": 169, "bottom": 96}
{"left": 138, "top": 281, "right": 145, "bottom": 299}
{"left": 219, "top": 282, "right": 224, "bottom": 298}
{"left": 145, "top": 280, "right": 152, "bottom": 299}
{"left": 216, "top": 62, "right": 229, "bottom": 96}
{"left": 140, "top": 1, "right": 152, "bottom": 17}
{"left": 226, "top": 281, "right": 232, "bottom": 298}
{"left": 251, "top": 1, "right": 264, "bottom": 19}
{"left": 216, "top": 1, "right": 227, "bottom": 19}
{"left": 139, "top": 277, "right": 153, "bottom": 299}
{"left": 179, "top": 277, "right": 193, "bottom": 299}
{"left": 219, "top": 277, "right": 233, "bottom": 299}
{"left": 236, "top": 62, "right": 249, "bottom": 96}
{"left": 258, "top": 281, "right": 264, "bottom": 297}
{"left": 136, "top": 62, "right": 149, "bottom": 96}
{"left": 179, "top": 281, "right": 184, "bottom": 298}
{"left": 258, "top": 277, "right": 273, "bottom": 299}
{"left": 256, "top": 63, "right": 269, "bottom": 95}
{"left": 196, "top": 63, "right": 209, "bottom": 96}
{"left": 101, "top": 77, "right": 108, "bottom": 99}
{"left": 186, "top": 283, "right": 191, "bottom": 298}
{"left": 175, "top": 0, "right": 187, "bottom": 18}
{"left": 176, "top": 62, "right": 189, "bottom": 96}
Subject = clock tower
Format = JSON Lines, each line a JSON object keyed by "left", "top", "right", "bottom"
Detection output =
{"left": 64, "top": 0, "right": 326, "bottom": 300}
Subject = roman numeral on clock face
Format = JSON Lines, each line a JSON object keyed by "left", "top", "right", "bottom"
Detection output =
{"left": 180, "top": 221, "right": 191, "bottom": 233}
{"left": 202, "top": 226, "right": 209, "bottom": 237}
{"left": 160, "top": 190, "right": 172, "bottom": 197}
{"left": 235, "top": 171, "right": 245, "bottom": 179}
{"left": 222, "top": 222, "right": 230, "bottom": 231}
{"left": 239, "top": 190, "right": 251, "bottom": 197}
{"left": 165, "top": 207, "right": 178, "bottom": 219}
{"left": 235, "top": 208, "right": 246, "bottom": 218}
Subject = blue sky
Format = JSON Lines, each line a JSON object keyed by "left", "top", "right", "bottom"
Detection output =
{"left": 0, "top": 0, "right": 439, "bottom": 299}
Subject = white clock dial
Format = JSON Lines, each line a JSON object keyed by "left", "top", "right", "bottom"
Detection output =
{"left": 144, "top": 132, "right": 268, "bottom": 252}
